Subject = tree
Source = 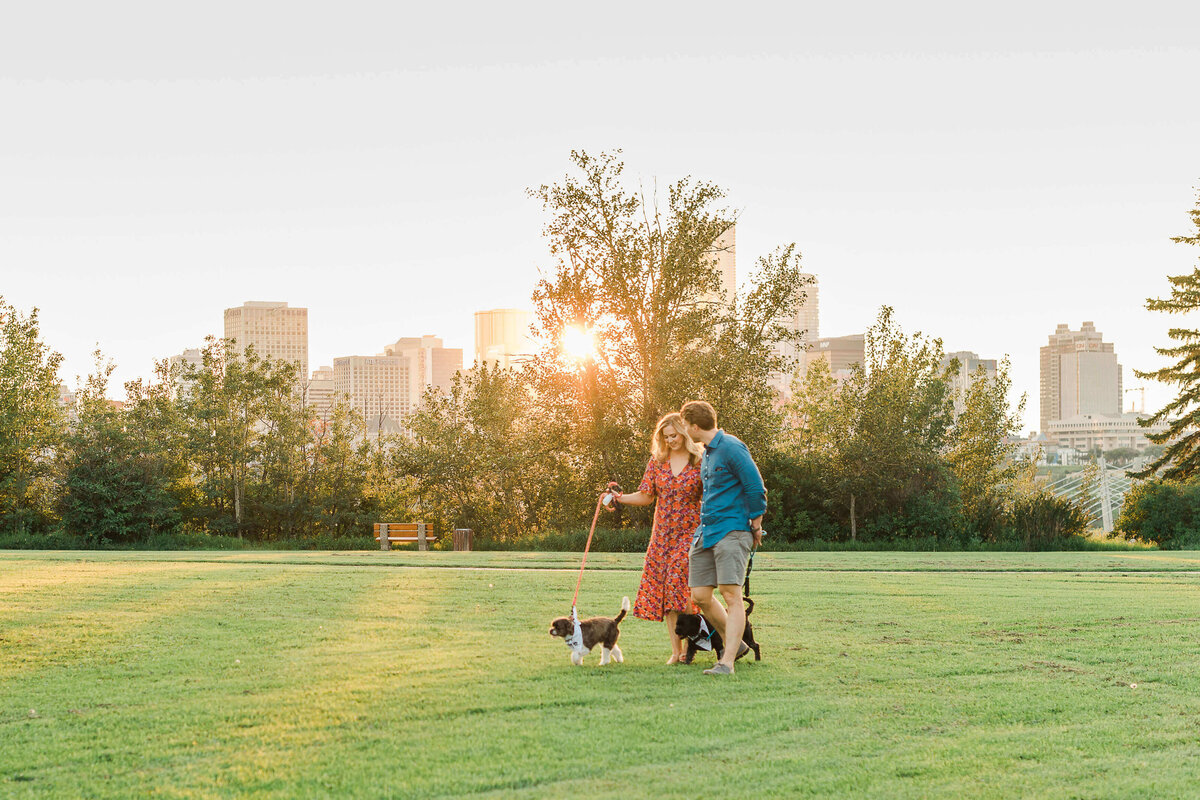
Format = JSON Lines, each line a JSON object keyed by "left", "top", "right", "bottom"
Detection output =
{"left": 528, "top": 150, "right": 810, "bottom": 505}
{"left": 397, "top": 363, "right": 582, "bottom": 542}
{"left": 946, "top": 356, "right": 1028, "bottom": 538}
{"left": 60, "top": 352, "right": 181, "bottom": 543}
{"left": 786, "top": 307, "right": 955, "bottom": 540}
{"left": 1133, "top": 192, "right": 1200, "bottom": 479}
{"left": 0, "top": 297, "right": 65, "bottom": 534}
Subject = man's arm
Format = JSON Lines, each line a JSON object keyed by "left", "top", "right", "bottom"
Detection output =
{"left": 729, "top": 444, "right": 766, "bottom": 545}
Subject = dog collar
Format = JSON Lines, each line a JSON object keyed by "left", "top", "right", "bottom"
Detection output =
{"left": 691, "top": 618, "right": 715, "bottom": 651}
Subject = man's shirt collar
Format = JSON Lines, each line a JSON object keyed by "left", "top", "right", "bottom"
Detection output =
{"left": 705, "top": 429, "right": 725, "bottom": 451}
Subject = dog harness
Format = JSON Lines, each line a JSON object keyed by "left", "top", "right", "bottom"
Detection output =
{"left": 689, "top": 618, "right": 717, "bottom": 651}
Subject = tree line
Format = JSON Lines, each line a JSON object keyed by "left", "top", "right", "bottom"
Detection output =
{"left": 21, "top": 150, "right": 1200, "bottom": 550}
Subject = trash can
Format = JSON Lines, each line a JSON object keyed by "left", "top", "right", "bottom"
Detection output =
{"left": 453, "top": 529, "right": 473, "bottom": 552}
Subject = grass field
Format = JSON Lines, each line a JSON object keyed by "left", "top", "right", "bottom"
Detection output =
{"left": 4, "top": 550, "right": 1200, "bottom": 798}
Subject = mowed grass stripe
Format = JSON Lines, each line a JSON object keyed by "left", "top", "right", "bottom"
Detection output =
{"left": 0, "top": 560, "right": 275, "bottom": 681}
{"left": 1, "top": 564, "right": 429, "bottom": 797}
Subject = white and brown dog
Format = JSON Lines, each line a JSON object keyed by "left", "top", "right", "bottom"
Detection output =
{"left": 549, "top": 597, "right": 629, "bottom": 665}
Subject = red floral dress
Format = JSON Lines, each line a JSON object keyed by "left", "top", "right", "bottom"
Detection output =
{"left": 632, "top": 458, "right": 703, "bottom": 621}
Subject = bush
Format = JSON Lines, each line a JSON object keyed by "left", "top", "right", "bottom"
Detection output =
{"left": 1116, "top": 480, "right": 1200, "bottom": 549}
{"left": 477, "top": 526, "right": 652, "bottom": 553}
{"left": 1004, "top": 492, "right": 1091, "bottom": 550}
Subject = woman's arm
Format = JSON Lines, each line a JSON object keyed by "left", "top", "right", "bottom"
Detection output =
{"left": 615, "top": 491, "right": 654, "bottom": 507}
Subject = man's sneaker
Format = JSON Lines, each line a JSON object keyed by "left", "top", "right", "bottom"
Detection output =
{"left": 735, "top": 641, "right": 751, "bottom": 661}
{"left": 703, "top": 662, "right": 734, "bottom": 675}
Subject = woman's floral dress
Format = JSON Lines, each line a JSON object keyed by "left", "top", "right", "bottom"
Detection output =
{"left": 632, "top": 458, "right": 703, "bottom": 621}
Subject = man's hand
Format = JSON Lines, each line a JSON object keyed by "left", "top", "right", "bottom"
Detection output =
{"left": 750, "top": 517, "right": 764, "bottom": 548}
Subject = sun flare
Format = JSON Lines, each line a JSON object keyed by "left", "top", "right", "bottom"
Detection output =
{"left": 562, "top": 326, "right": 596, "bottom": 361}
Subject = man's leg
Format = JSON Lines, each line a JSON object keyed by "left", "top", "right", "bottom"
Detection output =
{"left": 691, "top": 586, "right": 728, "bottom": 639}
{"left": 716, "top": 584, "right": 745, "bottom": 669}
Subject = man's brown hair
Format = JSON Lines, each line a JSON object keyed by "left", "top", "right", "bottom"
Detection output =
{"left": 680, "top": 400, "right": 717, "bottom": 431}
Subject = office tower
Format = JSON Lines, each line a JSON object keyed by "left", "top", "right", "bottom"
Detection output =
{"left": 942, "top": 351, "right": 998, "bottom": 417}
{"left": 801, "top": 334, "right": 865, "bottom": 383}
{"left": 306, "top": 366, "right": 335, "bottom": 421}
{"left": 769, "top": 273, "right": 819, "bottom": 396}
{"left": 1039, "top": 322, "right": 1122, "bottom": 435}
{"left": 713, "top": 224, "right": 737, "bottom": 302}
{"left": 384, "top": 336, "right": 463, "bottom": 408}
{"left": 167, "top": 347, "right": 204, "bottom": 399}
{"left": 474, "top": 309, "right": 535, "bottom": 369}
{"left": 332, "top": 355, "right": 411, "bottom": 427}
{"left": 223, "top": 301, "right": 309, "bottom": 380}
{"left": 698, "top": 224, "right": 737, "bottom": 307}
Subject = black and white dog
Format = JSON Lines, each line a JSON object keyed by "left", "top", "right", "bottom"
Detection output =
{"left": 675, "top": 596, "right": 761, "bottom": 664}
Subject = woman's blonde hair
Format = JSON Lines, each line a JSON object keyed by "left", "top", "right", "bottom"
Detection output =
{"left": 650, "top": 412, "right": 704, "bottom": 464}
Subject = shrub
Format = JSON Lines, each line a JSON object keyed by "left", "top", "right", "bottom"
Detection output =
{"left": 1116, "top": 480, "right": 1200, "bottom": 549}
{"left": 1005, "top": 492, "right": 1091, "bottom": 550}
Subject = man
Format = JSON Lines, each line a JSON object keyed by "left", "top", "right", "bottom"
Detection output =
{"left": 680, "top": 400, "right": 766, "bottom": 675}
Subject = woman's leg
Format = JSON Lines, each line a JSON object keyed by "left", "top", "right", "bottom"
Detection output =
{"left": 664, "top": 610, "right": 683, "bottom": 664}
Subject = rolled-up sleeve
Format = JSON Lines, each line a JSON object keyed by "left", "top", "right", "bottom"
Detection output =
{"left": 730, "top": 445, "right": 767, "bottom": 520}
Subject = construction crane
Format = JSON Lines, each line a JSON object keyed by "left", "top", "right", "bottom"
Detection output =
{"left": 1124, "top": 387, "right": 1146, "bottom": 414}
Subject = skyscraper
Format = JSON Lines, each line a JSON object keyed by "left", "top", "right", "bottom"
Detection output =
{"left": 474, "top": 308, "right": 535, "bottom": 369}
{"left": 384, "top": 335, "right": 463, "bottom": 408}
{"left": 769, "top": 273, "right": 819, "bottom": 396}
{"left": 1039, "top": 322, "right": 1122, "bottom": 435}
{"left": 332, "top": 355, "right": 411, "bottom": 427}
{"left": 802, "top": 334, "right": 865, "bottom": 384}
{"left": 941, "top": 351, "right": 998, "bottom": 418}
{"left": 712, "top": 224, "right": 737, "bottom": 302}
{"left": 223, "top": 301, "right": 309, "bottom": 380}
{"left": 305, "top": 366, "right": 335, "bottom": 421}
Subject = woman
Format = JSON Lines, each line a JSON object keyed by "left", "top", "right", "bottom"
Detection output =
{"left": 614, "top": 412, "right": 704, "bottom": 664}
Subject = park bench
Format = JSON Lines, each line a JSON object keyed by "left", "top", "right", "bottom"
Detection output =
{"left": 374, "top": 523, "right": 437, "bottom": 551}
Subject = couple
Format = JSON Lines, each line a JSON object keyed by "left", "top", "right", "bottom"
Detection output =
{"left": 613, "top": 400, "right": 765, "bottom": 676}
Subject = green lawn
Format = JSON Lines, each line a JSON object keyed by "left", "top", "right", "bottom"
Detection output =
{"left": 3, "top": 551, "right": 1200, "bottom": 798}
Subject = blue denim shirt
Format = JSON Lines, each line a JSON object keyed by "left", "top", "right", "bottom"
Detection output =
{"left": 695, "top": 430, "right": 767, "bottom": 548}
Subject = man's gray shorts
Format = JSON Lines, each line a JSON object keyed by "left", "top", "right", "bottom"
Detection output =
{"left": 689, "top": 530, "right": 753, "bottom": 588}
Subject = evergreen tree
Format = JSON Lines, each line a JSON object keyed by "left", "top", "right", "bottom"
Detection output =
{"left": 1133, "top": 193, "right": 1200, "bottom": 480}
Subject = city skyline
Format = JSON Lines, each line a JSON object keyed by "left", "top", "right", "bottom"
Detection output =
{"left": 3, "top": 4, "right": 1199, "bottom": 434}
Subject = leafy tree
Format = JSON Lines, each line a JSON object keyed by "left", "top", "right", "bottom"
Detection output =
{"left": 397, "top": 364, "right": 582, "bottom": 542}
{"left": 305, "top": 400, "right": 378, "bottom": 536}
{"left": 1115, "top": 478, "right": 1200, "bottom": 548}
{"left": 528, "top": 150, "right": 810, "bottom": 502}
{"left": 1133, "top": 193, "right": 1200, "bottom": 479}
{"left": 946, "top": 356, "right": 1029, "bottom": 539}
{"left": 1102, "top": 447, "right": 1140, "bottom": 467}
{"left": 59, "top": 352, "right": 181, "bottom": 543}
{"left": 786, "top": 306, "right": 955, "bottom": 540}
{"left": 176, "top": 337, "right": 299, "bottom": 537}
{"left": 0, "top": 297, "right": 65, "bottom": 534}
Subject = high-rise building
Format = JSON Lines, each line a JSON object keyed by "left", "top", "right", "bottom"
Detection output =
{"left": 474, "top": 309, "right": 535, "bottom": 369}
{"left": 1039, "top": 322, "right": 1122, "bottom": 435}
{"left": 713, "top": 224, "right": 736, "bottom": 302}
{"left": 167, "top": 347, "right": 204, "bottom": 399}
{"left": 305, "top": 366, "right": 335, "bottom": 421}
{"left": 769, "top": 274, "right": 819, "bottom": 396}
{"left": 802, "top": 334, "right": 865, "bottom": 384}
{"left": 332, "top": 355, "right": 411, "bottom": 427}
{"left": 698, "top": 224, "right": 737, "bottom": 307}
{"left": 942, "top": 351, "right": 998, "bottom": 417}
{"left": 223, "top": 301, "right": 309, "bottom": 380}
{"left": 384, "top": 336, "right": 463, "bottom": 408}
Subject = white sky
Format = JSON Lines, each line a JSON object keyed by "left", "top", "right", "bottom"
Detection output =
{"left": 2, "top": 2, "right": 1198, "bottom": 433}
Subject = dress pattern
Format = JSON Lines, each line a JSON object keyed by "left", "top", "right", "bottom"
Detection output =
{"left": 632, "top": 458, "right": 703, "bottom": 621}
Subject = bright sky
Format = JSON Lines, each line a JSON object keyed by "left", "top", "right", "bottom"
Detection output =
{"left": 3, "top": 2, "right": 1199, "bottom": 433}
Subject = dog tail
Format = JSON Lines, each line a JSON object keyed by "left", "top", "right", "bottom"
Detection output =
{"left": 614, "top": 596, "right": 630, "bottom": 624}
{"left": 744, "top": 596, "right": 755, "bottom": 616}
